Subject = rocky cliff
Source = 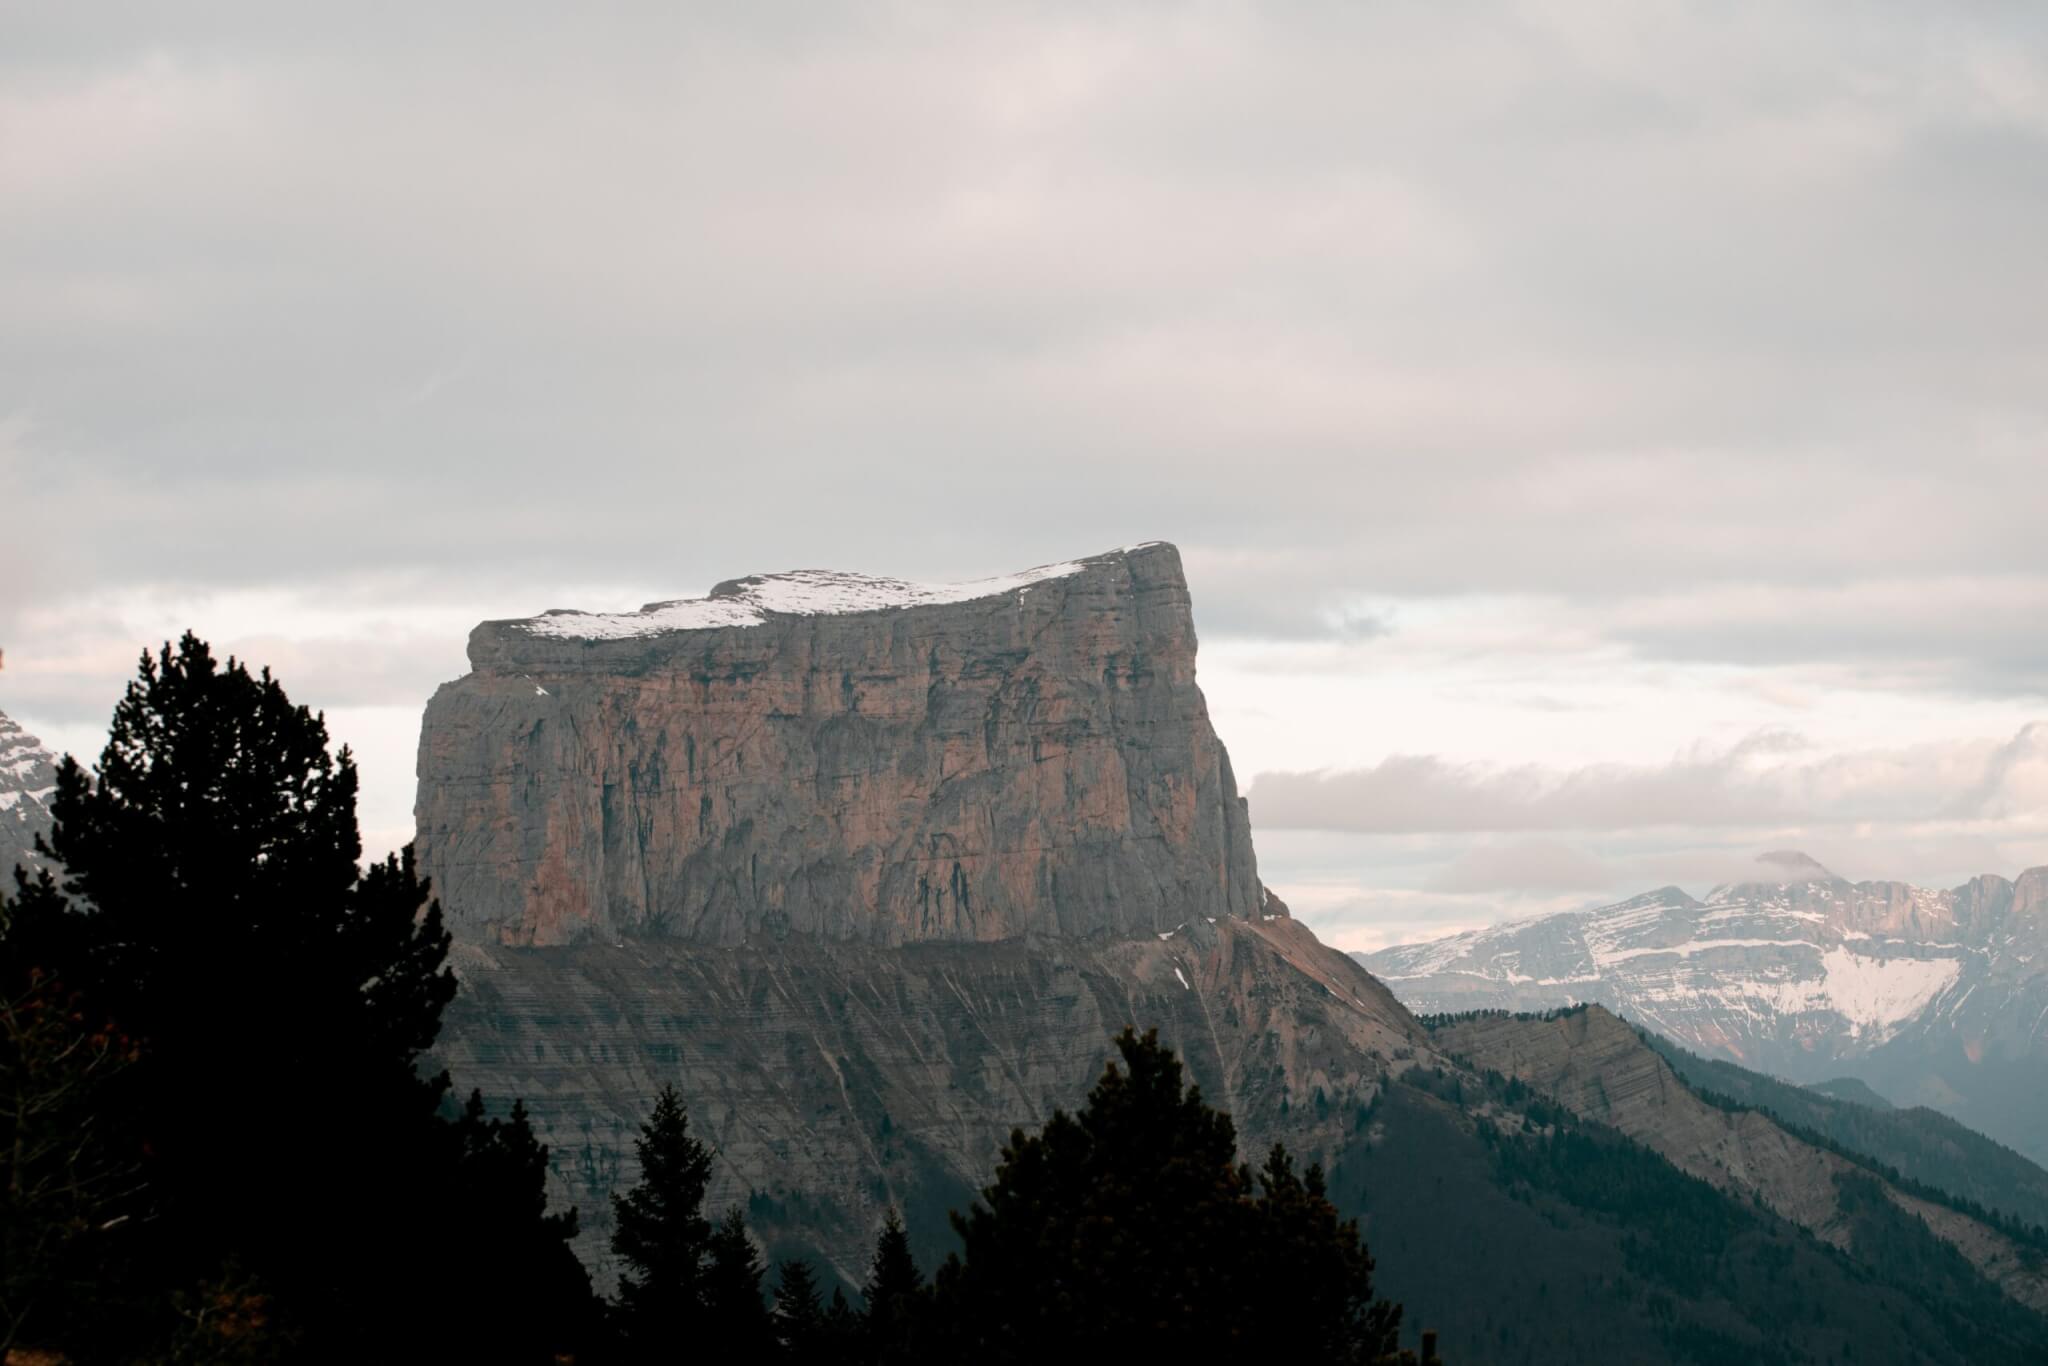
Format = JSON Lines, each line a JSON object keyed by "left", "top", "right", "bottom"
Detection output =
{"left": 417, "top": 543, "right": 1262, "bottom": 947}
{"left": 417, "top": 549, "right": 2048, "bottom": 1356}
{"left": 421, "top": 544, "right": 1413, "bottom": 1279}
{"left": 0, "top": 709, "right": 57, "bottom": 877}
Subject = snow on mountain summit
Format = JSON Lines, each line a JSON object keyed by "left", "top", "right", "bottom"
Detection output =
{"left": 511, "top": 545, "right": 1171, "bottom": 642}
{"left": 1358, "top": 857, "right": 2048, "bottom": 1160}
{"left": 0, "top": 709, "right": 58, "bottom": 876}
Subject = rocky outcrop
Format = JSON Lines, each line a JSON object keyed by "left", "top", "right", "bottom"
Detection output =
{"left": 416, "top": 543, "right": 1262, "bottom": 947}
{"left": 413, "top": 549, "right": 2048, "bottom": 1351}
{"left": 1433, "top": 1007, "right": 2048, "bottom": 1315}
{"left": 0, "top": 709, "right": 57, "bottom": 877}
{"left": 418, "top": 544, "right": 1420, "bottom": 1275}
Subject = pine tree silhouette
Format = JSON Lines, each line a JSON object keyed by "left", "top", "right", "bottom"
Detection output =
{"left": 610, "top": 1082, "right": 715, "bottom": 1355}
{"left": 824, "top": 1284, "right": 864, "bottom": 1356}
{"left": 772, "top": 1258, "right": 829, "bottom": 1363}
{"left": 703, "top": 1206, "right": 775, "bottom": 1351}
{"left": 0, "top": 633, "right": 591, "bottom": 1360}
{"left": 927, "top": 1027, "right": 1406, "bottom": 1362}
{"left": 443, "top": 1092, "right": 595, "bottom": 1358}
{"left": 862, "top": 1207, "right": 925, "bottom": 1363}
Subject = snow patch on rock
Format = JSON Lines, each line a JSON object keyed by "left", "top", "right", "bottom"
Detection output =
{"left": 518, "top": 558, "right": 1096, "bottom": 640}
{"left": 1816, "top": 947, "right": 1961, "bottom": 1036}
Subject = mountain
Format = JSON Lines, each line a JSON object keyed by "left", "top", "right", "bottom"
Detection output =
{"left": 1340, "top": 1067, "right": 2045, "bottom": 1363}
{"left": 1432, "top": 1005, "right": 2048, "bottom": 1317}
{"left": 0, "top": 708, "right": 58, "bottom": 878}
{"left": 1642, "top": 1030, "right": 2048, "bottom": 1234}
{"left": 421, "top": 544, "right": 1391, "bottom": 1282}
{"left": 417, "top": 541, "right": 1260, "bottom": 946}
{"left": 416, "top": 546, "right": 2048, "bottom": 1360}
{"left": 1359, "top": 856, "right": 2048, "bottom": 1165}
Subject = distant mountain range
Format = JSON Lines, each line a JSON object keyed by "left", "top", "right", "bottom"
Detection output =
{"left": 1358, "top": 852, "right": 2048, "bottom": 1166}
{"left": 0, "top": 708, "right": 58, "bottom": 877}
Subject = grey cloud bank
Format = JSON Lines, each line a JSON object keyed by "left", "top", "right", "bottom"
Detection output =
{"left": 3, "top": 1, "right": 2045, "bottom": 934}
{"left": 1247, "top": 725, "right": 2048, "bottom": 834}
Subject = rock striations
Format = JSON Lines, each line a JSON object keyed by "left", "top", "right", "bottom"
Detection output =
{"left": 419, "top": 545, "right": 1416, "bottom": 1282}
{"left": 0, "top": 709, "right": 58, "bottom": 878}
{"left": 418, "top": 543, "right": 1262, "bottom": 948}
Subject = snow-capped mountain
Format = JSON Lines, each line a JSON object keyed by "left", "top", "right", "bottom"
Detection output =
{"left": 1358, "top": 852, "right": 2048, "bottom": 1164}
{"left": 0, "top": 708, "right": 59, "bottom": 877}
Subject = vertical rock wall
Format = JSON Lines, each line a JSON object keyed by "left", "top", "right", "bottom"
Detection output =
{"left": 415, "top": 543, "right": 1264, "bottom": 946}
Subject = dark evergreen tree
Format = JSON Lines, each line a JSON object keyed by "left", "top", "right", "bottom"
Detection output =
{"left": 442, "top": 1091, "right": 596, "bottom": 1359}
{"left": 1244, "top": 1143, "right": 1403, "bottom": 1361}
{"left": 0, "top": 634, "right": 592, "bottom": 1360}
{"left": 611, "top": 1082, "right": 715, "bottom": 1355}
{"left": 862, "top": 1208, "right": 925, "bottom": 1363}
{"left": 772, "top": 1258, "right": 827, "bottom": 1362}
{"left": 927, "top": 1028, "right": 1405, "bottom": 1362}
{"left": 703, "top": 1206, "right": 775, "bottom": 1352}
{"left": 823, "top": 1285, "right": 864, "bottom": 1357}
{"left": 0, "top": 956, "right": 146, "bottom": 1357}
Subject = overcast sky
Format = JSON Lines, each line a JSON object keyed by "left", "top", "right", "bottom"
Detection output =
{"left": 4, "top": 2, "right": 2045, "bottom": 950}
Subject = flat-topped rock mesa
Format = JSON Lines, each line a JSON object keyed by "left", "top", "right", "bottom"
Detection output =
{"left": 416, "top": 542, "right": 1265, "bottom": 946}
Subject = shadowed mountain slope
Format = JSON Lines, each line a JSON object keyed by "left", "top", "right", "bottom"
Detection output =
{"left": 1431, "top": 1005, "right": 2048, "bottom": 1316}
{"left": 1646, "top": 1030, "right": 2048, "bottom": 1235}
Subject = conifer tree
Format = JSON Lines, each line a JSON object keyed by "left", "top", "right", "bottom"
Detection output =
{"left": 824, "top": 1285, "right": 863, "bottom": 1355}
{"left": 772, "top": 1258, "right": 827, "bottom": 1362}
{"left": 611, "top": 1083, "right": 715, "bottom": 1353}
{"left": 442, "top": 1092, "right": 595, "bottom": 1359}
{"left": 862, "top": 1208, "right": 924, "bottom": 1363}
{"left": 703, "top": 1206, "right": 775, "bottom": 1351}
{"left": 0, "top": 634, "right": 592, "bottom": 1360}
{"left": 0, "top": 958, "right": 145, "bottom": 1357}
{"left": 1244, "top": 1143, "right": 1402, "bottom": 1361}
{"left": 927, "top": 1028, "right": 1405, "bottom": 1362}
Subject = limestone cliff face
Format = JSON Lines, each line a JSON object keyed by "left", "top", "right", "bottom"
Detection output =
{"left": 416, "top": 543, "right": 1262, "bottom": 947}
{"left": 419, "top": 543, "right": 1378, "bottom": 1279}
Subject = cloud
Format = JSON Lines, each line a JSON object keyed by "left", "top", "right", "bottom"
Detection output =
{"left": 1248, "top": 725, "right": 2048, "bottom": 834}
{"left": 1602, "top": 576, "right": 2048, "bottom": 697}
{"left": 7, "top": 0, "right": 2048, "bottom": 913}
{"left": 3, "top": 1, "right": 2048, "bottom": 647}
{"left": 1425, "top": 840, "right": 1616, "bottom": 894}
{"left": 1264, "top": 881, "right": 1543, "bottom": 955}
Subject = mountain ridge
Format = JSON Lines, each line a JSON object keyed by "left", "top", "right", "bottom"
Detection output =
{"left": 1430, "top": 1003, "right": 2048, "bottom": 1315}
{"left": 410, "top": 549, "right": 2048, "bottom": 1359}
{"left": 1361, "top": 855, "right": 2048, "bottom": 1164}
{"left": 0, "top": 708, "right": 58, "bottom": 879}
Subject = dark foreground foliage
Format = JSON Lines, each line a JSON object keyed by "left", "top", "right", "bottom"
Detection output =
{"left": 1, "top": 634, "right": 592, "bottom": 1361}
{"left": 602, "top": 1029, "right": 1430, "bottom": 1364}
{"left": 926, "top": 1027, "right": 1406, "bottom": 1362}
{"left": 0, "top": 631, "right": 1430, "bottom": 1364}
